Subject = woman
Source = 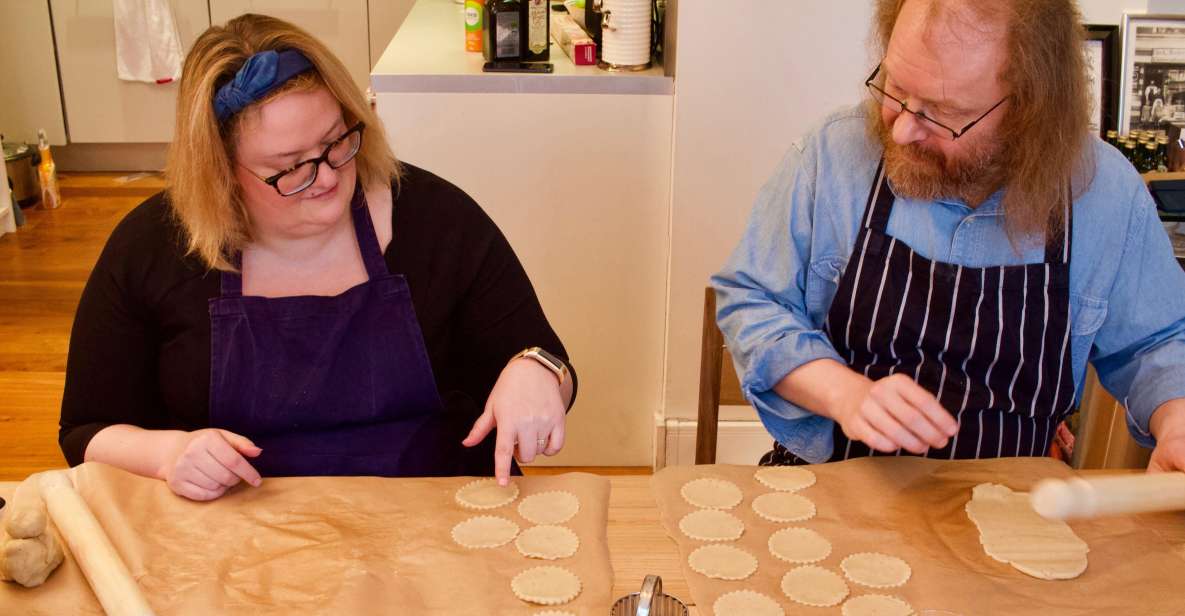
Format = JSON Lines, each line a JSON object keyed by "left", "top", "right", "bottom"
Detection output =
{"left": 58, "top": 14, "right": 576, "bottom": 500}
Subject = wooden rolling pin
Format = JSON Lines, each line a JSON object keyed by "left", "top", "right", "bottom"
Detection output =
{"left": 39, "top": 471, "right": 156, "bottom": 616}
{"left": 1030, "top": 472, "right": 1185, "bottom": 520}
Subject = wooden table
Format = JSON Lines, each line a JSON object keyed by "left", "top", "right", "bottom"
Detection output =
{"left": 3, "top": 472, "right": 1182, "bottom": 615}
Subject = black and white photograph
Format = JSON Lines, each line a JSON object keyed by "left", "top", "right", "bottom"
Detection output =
{"left": 1120, "top": 14, "right": 1185, "bottom": 134}
{"left": 1085, "top": 24, "right": 1120, "bottom": 138}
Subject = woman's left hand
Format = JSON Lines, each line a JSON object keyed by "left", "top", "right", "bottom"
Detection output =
{"left": 463, "top": 358, "right": 567, "bottom": 485}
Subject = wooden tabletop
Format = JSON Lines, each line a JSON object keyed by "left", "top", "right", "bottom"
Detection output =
{"left": 3, "top": 471, "right": 1182, "bottom": 615}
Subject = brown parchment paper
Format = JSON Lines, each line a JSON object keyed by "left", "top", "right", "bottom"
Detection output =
{"left": 0, "top": 463, "right": 612, "bottom": 615}
{"left": 652, "top": 457, "right": 1185, "bottom": 616}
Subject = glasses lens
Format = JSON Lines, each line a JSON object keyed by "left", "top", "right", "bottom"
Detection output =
{"left": 916, "top": 114, "right": 957, "bottom": 141}
{"left": 327, "top": 129, "right": 362, "bottom": 169}
{"left": 275, "top": 162, "right": 317, "bottom": 196}
{"left": 869, "top": 85, "right": 958, "bottom": 141}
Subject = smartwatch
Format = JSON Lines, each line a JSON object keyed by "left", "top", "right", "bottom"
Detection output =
{"left": 512, "top": 347, "right": 569, "bottom": 386}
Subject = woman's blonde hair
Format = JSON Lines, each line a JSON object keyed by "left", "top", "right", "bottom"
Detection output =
{"left": 166, "top": 13, "right": 398, "bottom": 271}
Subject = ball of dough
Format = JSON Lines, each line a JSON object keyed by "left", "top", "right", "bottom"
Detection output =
{"left": 0, "top": 530, "right": 64, "bottom": 588}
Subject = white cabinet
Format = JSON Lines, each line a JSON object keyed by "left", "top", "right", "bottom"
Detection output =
{"left": 13, "top": 1, "right": 409, "bottom": 146}
{"left": 209, "top": 0, "right": 372, "bottom": 93}
{"left": 0, "top": 1, "right": 67, "bottom": 145}
{"left": 50, "top": 0, "right": 210, "bottom": 143}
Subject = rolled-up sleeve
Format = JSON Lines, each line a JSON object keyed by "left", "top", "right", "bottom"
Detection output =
{"left": 1091, "top": 184, "right": 1185, "bottom": 448}
{"left": 710, "top": 140, "right": 844, "bottom": 462}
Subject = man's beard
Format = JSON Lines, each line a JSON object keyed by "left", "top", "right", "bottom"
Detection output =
{"left": 873, "top": 113, "right": 1007, "bottom": 206}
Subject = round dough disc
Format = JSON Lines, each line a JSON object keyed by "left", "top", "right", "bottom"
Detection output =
{"left": 510, "top": 566, "right": 582, "bottom": 605}
{"left": 516, "top": 525, "right": 579, "bottom": 560}
{"left": 841, "top": 553, "right": 912, "bottom": 588}
{"left": 681, "top": 478, "right": 744, "bottom": 510}
{"left": 841, "top": 594, "right": 914, "bottom": 616}
{"left": 768, "top": 527, "right": 831, "bottom": 564}
{"left": 455, "top": 479, "right": 520, "bottom": 510}
{"left": 450, "top": 516, "right": 520, "bottom": 549}
{"left": 688, "top": 544, "right": 759, "bottom": 581}
{"left": 754, "top": 466, "right": 817, "bottom": 492}
{"left": 752, "top": 492, "right": 816, "bottom": 522}
{"left": 781, "top": 565, "right": 849, "bottom": 607}
{"left": 517, "top": 491, "right": 580, "bottom": 525}
{"left": 713, "top": 590, "right": 784, "bottom": 616}
{"left": 679, "top": 509, "right": 745, "bottom": 541}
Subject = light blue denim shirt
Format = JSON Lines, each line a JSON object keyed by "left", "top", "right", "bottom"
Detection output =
{"left": 711, "top": 105, "right": 1185, "bottom": 463}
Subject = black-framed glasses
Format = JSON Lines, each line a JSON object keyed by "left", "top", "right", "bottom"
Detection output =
{"left": 242, "top": 122, "right": 365, "bottom": 196}
{"left": 865, "top": 64, "right": 1008, "bottom": 141}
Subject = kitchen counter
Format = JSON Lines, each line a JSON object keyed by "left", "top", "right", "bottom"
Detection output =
{"left": 370, "top": 0, "right": 672, "bottom": 95}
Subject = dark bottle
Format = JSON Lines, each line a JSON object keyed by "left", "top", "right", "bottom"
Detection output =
{"left": 1105, "top": 130, "right": 1119, "bottom": 149}
{"left": 1145, "top": 143, "right": 1159, "bottom": 173}
{"left": 1124, "top": 140, "right": 1138, "bottom": 166}
{"left": 484, "top": 0, "right": 523, "bottom": 62}
{"left": 1157, "top": 137, "right": 1171, "bottom": 172}
{"left": 522, "top": 0, "right": 550, "bottom": 62}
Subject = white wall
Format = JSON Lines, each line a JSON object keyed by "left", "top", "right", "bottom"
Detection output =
{"left": 658, "top": 0, "right": 1185, "bottom": 440}
{"left": 662, "top": 1, "right": 876, "bottom": 427}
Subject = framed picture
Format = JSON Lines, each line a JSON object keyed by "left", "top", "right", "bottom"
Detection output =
{"left": 1120, "top": 13, "right": 1185, "bottom": 135}
{"left": 1085, "top": 24, "right": 1120, "bottom": 138}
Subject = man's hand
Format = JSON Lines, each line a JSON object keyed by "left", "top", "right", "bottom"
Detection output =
{"left": 831, "top": 373, "right": 959, "bottom": 454}
{"left": 1148, "top": 401, "right": 1185, "bottom": 473}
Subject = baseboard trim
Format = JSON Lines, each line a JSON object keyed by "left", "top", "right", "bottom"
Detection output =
{"left": 661, "top": 418, "right": 771, "bottom": 467}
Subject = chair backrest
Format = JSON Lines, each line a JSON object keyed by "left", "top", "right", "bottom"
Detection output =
{"left": 695, "top": 287, "right": 747, "bottom": 464}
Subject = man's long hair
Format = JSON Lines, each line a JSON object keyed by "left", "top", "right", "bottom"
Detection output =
{"left": 872, "top": 0, "right": 1095, "bottom": 240}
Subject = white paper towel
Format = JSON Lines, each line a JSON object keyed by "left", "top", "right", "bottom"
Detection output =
{"left": 601, "top": 0, "right": 651, "bottom": 66}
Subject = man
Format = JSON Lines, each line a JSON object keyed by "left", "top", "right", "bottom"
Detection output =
{"left": 712, "top": 0, "right": 1185, "bottom": 473}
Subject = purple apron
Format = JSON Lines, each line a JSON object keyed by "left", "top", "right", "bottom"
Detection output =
{"left": 208, "top": 184, "right": 454, "bottom": 477}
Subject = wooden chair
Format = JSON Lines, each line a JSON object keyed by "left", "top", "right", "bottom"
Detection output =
{"left": 695, "top": 287, "right": 748, "bottom": 464}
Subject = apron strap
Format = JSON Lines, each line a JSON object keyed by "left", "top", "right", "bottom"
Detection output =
{"left": 861, "top": 159, "right": 894, "bottom": 233}
{"left": 220, "top": 254, "right": 244, "bottom": 297}
{"left": 1043, "top": 183, "right": 1073, "bottom": 265}
{"left": 349, "top": 183, "right": 391, "bottom": 281}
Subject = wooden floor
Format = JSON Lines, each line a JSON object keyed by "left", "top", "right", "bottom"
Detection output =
{"left": 0, "top": 173, "right": 165, "bottom": 480}
{"left": 0, "top": 173, "right": 648, "bottom": 481}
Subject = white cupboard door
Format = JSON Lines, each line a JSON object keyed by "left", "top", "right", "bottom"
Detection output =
{"left": 0, "top": 0, "right": 67, "bottom": 145}
{"left": 50, "top": 0, "right": 211, "bottom": 143}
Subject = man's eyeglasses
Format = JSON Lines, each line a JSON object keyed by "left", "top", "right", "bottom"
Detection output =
{"left": 242, "top": 122, "right": 365, "bottom": 196}
{"left": 865, "top": 64, "right": 1007, "bottom": 141}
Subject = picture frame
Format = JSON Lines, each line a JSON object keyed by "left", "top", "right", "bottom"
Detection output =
{"left": 1085, "top": 24, "right": 1120, "bottom": 139}
{"left": 1119, "top": 13, "right": 1185, "bottom": 135}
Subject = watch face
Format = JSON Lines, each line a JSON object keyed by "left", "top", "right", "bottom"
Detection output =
{"left": 534, "top": 348, "right": 564, "bottom": 370}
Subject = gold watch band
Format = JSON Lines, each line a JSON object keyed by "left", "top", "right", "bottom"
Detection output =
{"left": 513, "top": 347, "right": 568, "bottom": 386}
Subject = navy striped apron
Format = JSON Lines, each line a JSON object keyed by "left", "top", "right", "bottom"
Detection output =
{"left": 761, "top": 160, "right": 1075, "bottom": 464}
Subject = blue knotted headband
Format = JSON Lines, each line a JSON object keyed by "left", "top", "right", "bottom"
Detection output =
{"left": 213, "top": 49, "right": 314, "bottom": 121}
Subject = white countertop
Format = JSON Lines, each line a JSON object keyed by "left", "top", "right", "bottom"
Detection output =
{"left": 370, "top": 0, "right": 673, "bottom": 95}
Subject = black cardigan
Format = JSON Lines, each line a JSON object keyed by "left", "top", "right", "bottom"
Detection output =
{"left": 59, "top": 164, "right": 575, "bottom": 475}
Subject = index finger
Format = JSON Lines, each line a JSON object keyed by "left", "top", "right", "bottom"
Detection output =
{"left": 494, "top": 426, "right": 515, "bottom": 486}
{"left": 207, "top": 435, "right": 263, "bottom": 487}
{"left": 895, "top": 378, "right": 958, "bottom": 436}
